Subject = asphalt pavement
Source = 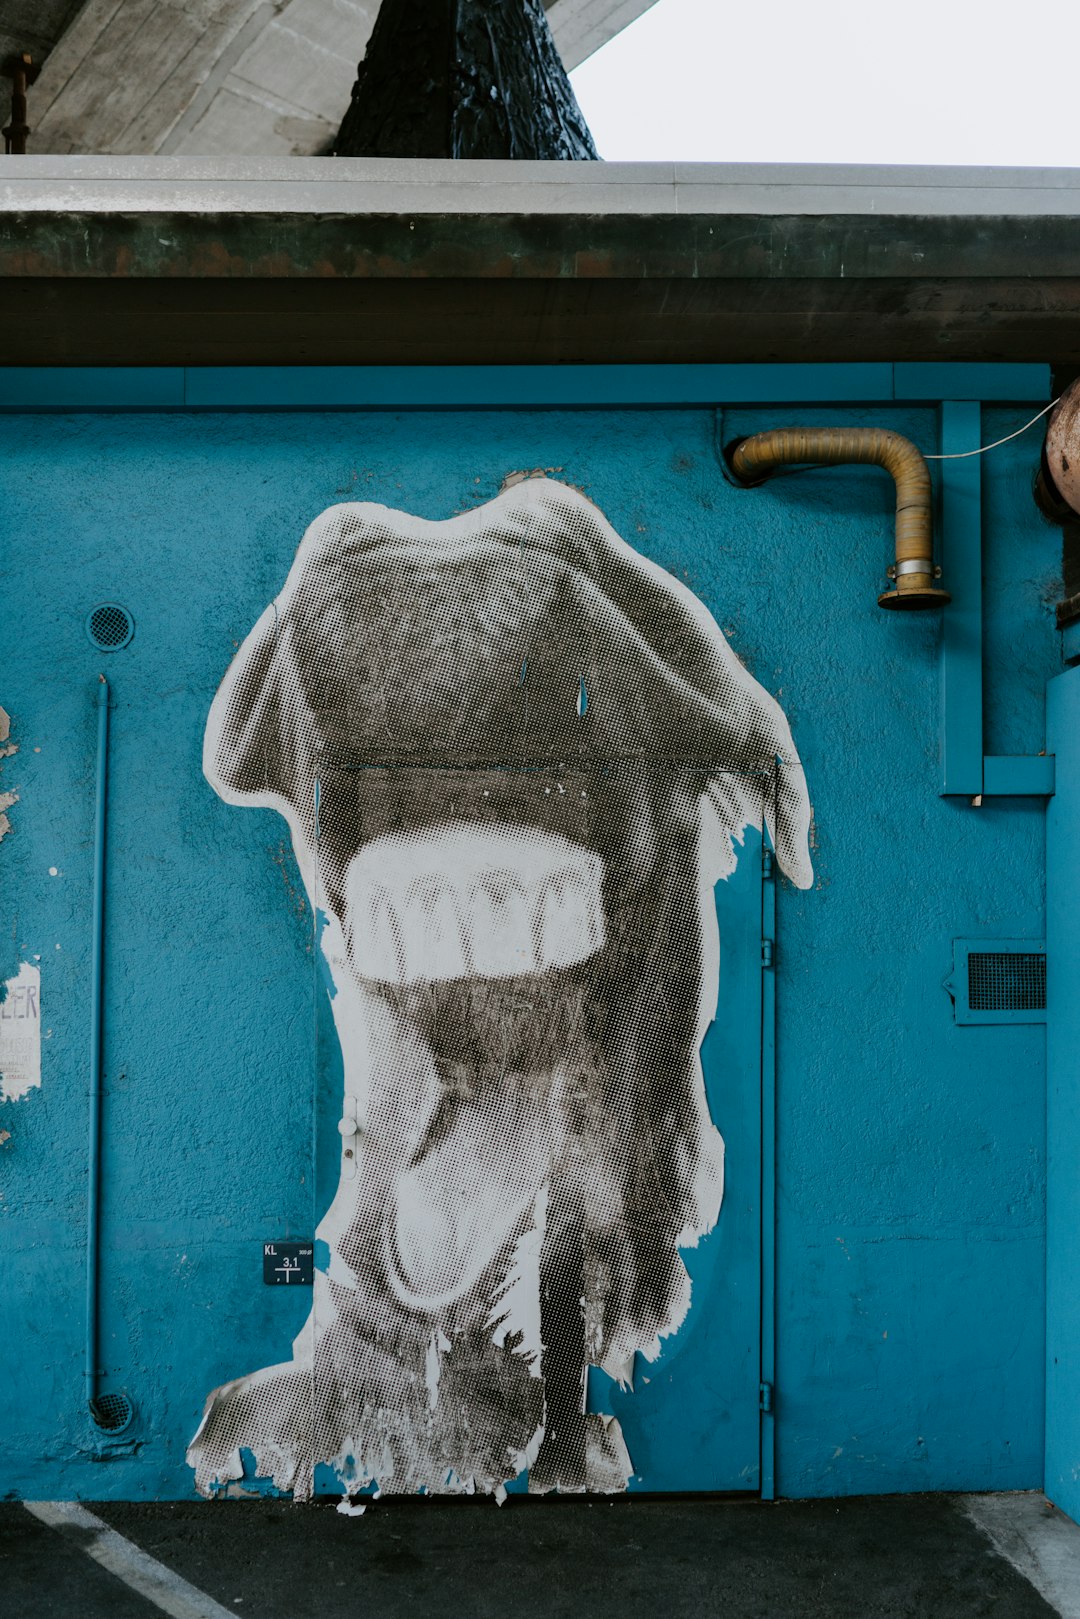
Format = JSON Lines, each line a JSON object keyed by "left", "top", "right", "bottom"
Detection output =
{"left": 2, "top": 1491, "right": 1073, "bottom": 1619}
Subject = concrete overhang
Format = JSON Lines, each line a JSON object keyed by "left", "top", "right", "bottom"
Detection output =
{"left": 2, "top": 156, "right": 1080, "bottom": 366}
{"left": 15, "top": 0, "right": 653, "bottom": 158}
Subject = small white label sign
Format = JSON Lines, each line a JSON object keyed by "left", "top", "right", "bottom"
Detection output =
{"left": 0, "top": 962, "right": 41, "bottom": 1101}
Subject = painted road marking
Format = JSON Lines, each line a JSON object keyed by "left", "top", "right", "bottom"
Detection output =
{"left": 964, "top": 1492, "right": 1080, "bottom": 1619}
{"left": 24, "top": 1501, "right": 242, "bottom": 1619}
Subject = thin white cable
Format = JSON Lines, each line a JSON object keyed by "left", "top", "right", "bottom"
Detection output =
{"left": 924, "top": 398, "right": 1060, "bottom": 459}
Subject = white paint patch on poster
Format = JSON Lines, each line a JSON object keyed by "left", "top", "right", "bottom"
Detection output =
{"left": 0, "top": 962, "right": 41, "bottom": 1101}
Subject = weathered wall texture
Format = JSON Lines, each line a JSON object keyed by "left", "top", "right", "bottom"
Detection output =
{"left": 0, "top": 399, "right": 1059, "bottom": 1501}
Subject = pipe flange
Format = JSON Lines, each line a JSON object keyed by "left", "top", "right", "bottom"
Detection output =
{"left": 878, "top": 585, "right": 952, "bottom": 611}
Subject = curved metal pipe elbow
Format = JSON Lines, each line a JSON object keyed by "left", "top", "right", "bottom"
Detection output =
{"left": 728, "top": 427, "right": 950, "bottom": 610}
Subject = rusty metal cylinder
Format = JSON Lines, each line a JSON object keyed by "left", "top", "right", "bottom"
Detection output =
{"left": 1041, "top": 380, "right": 1080, "bottom": 521}
{"left": 728, "top": 427, "right": 949, "bottom": 610}
{"left": 2, "top": 53, "right": 35, "bottom": 156}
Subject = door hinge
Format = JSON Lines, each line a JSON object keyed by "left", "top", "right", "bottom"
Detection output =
{"left": 761, "top": 938, "right": 774, "bottom": 968}
{"left": 762, "top": 849, "right": 774, "bottom": 879}
{"left": 760, "top": 1381, "right": 774, "bottom": 1413}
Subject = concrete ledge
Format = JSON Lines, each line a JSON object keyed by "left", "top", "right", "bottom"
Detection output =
{"left": 5, "top": 157, "right": 1080, "bottom": 216}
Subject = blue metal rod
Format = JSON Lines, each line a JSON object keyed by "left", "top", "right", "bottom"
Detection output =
{"left": 85, "top": 676, "right": 109, "bottom": 1414}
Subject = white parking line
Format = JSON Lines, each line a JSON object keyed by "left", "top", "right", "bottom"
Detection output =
{"left": 963, "top": 1491, "right": 1080, "bottom": 1619}
{"left": 24, "top": 1501, "right": 241, "bottom": 1619}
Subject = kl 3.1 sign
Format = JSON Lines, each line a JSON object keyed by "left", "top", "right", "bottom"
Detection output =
{"left": 263, "top": 1242, "right": 314, "bottom": 1285}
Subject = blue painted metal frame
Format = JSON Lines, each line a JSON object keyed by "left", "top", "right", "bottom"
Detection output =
{"left": 0, "top": 362, "right": 1052, "bottom": 413}
{"left": 938, "top": 400, "right": 1056, "bottom": 801}
{"left": 946, "top": 938, "right": 1047, "bottom": 1025}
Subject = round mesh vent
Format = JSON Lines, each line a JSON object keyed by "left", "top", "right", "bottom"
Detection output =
{"left": 86, "top": 603, "right": 134, "bottom": 652}
{"left": 90, "top": 1391, "right": 135, "bottom": 1434}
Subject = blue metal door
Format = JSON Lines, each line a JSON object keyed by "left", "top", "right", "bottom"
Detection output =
{"left": 301, "top": 773, "right": 767, "bottom": 1498}
{"left": 588, "top": 826, "right": 764, "bottom": 1491}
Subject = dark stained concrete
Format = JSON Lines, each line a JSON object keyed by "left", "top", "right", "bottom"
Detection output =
{"left": 1, "top": 1494, "right": 1062, "bottom": 1618}
{"left": 0, "top": 0, "right": 84, "bottom": 79}
{"left": 7, "top": 204, "right": 1080, "bottom": 282}
{"left": 5, "top": 271, "right": 1080, "bottom": 367}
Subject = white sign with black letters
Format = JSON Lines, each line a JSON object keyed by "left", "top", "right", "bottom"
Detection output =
{"left": 0, "top": 962, "right": 41, "bottom": 1102}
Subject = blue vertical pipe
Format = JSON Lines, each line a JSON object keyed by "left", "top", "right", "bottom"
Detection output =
{"left": 85, "top": 675, "right": 109, "bottom": 1415}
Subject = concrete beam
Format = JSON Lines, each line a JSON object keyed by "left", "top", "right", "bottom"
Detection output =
{"left": 24, "top": 0, "right": 655, "bottom": 159}
{"left": 2, "top": 158, "right": 1080, "bottom": 366}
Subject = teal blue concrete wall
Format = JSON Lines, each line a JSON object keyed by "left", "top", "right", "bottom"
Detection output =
{"left": 0, "top": 388, "right": 1060, "bottom": 1500}
{"left": 1047, "top": 667, "right": 1080, "bottom": 1524}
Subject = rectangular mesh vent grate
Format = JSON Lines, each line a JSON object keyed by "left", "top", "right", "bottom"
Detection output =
{"left": 949, "top": 939, "right": 1046, "bottom": 1024}
{"left": 967, "top": 951, "right": 1046, "bottom": 1013}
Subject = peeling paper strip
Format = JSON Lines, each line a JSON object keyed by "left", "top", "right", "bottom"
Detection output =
{"left": 0, "top": 706, "right": 17, "bottom": 838}
{"left": 0, "top": 790, "right": 17, "bottom": 840}
{"left": 0, "top": 963, "right": 41, "bottom": 1101}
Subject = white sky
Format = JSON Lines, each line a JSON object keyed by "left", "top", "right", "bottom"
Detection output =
{"left": 570, "top": 0, "right": 1080, "bottom": 167}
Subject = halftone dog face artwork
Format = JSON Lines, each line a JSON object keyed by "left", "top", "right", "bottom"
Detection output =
{"left": 188, "top": 478, "right": 812, "bottom": 1500}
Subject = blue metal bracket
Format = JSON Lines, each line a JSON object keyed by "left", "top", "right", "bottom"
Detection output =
{"left": 940, "top": 402, "right": 985, "bottom": 797}
{"left": 983, "top": 755, "right": 1056, "bottom": 796}
{"left": 1062, "top": 620, "right": 1080, "bottom": 669}
{"left": 938, "top": 401, "right": 1055, "bottom": 800}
